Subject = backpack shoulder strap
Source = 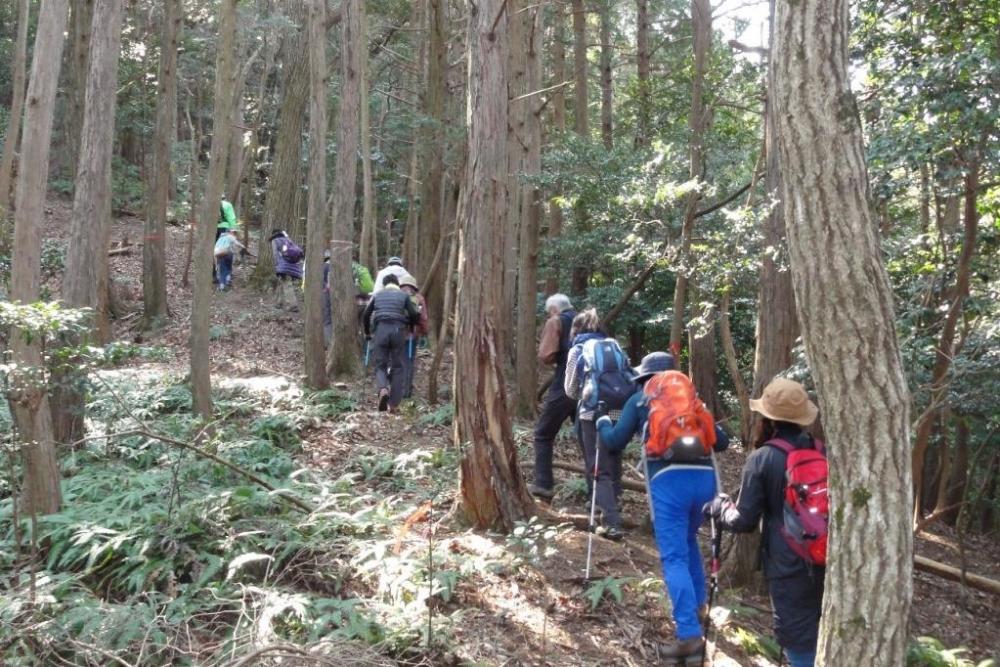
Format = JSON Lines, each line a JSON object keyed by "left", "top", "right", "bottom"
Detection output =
{"left": 763, "top": 438, "right": 795, "bottom": 456}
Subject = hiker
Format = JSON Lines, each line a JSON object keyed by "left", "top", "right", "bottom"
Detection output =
{"left": 563, "top": 308, "right": 635, "bottom": 541}
{"left": 213, "top": 229, "right": 246, "bottom": 291}
{"left": 269, "top": 230, "right": 304, "bottom": 311}
{"left": 399, "top": 275, "right": 429, "bottom": 398}
{"left": 214, "top": 195, "right": 239, "bottom": 284}
{"left": 362, "top": 273, "right": 421, "bottom": 412}
{"left": 353, "top": 262, "right": 375, "bottom": 296}
{"left": 596, "top": 352, "right": 730, "bottom": 663}
{"left": 704, "top": 378, "right": 824, "bottom": 667}
{"left": 528, "top": 294, "right": 577, "bottom": 500}
{"left": 371, "top": 257, "right": 409, "bottom": 294}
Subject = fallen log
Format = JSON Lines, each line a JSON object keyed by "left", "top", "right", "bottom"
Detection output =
{"left": 536, "top": 506, "right": 640, "bottom": 531}
{"left": 551, "top": 461, "right": 647, "bottom": 493}
{"left": 108, "top": 246, "right": 132, "bottom": 257}
{"left": 914, "top": 555, "right": 1000, "bottom": 597}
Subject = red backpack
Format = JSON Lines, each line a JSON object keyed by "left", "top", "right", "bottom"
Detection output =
{"left": 766, "top": 438, "right": 829, "bottom": 566}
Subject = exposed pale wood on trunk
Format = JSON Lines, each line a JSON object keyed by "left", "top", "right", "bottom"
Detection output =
{"left": 9, "top": 0, "right": 70, "bottom": 515}
{"left": 326, "top": 0, "right": 365, "bottom": 380}
{"left": 455, "top": 0, "right": 535, "bottom": 530}
{"left": 303, "top": 0, "right": 330, "bottom": 390}
{"left": 772, "top": 1, "right": 913, "bottom": 662}
{"left": 142, "top": 0, "right": 182, "bottom": 330}
{"left": 190, "top": 0, "right": 239, "bottom": 419}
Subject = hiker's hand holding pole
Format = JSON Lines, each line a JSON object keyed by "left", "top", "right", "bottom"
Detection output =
{"left": 703, "top": 494, "right": 733, "bottom": 521}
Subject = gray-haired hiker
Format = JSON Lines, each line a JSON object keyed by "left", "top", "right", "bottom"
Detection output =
{"left": 362, "top": 273, "right": 421, "bottom": 412}
{"left": 529, "top": 294, "right": 577, "bottom": 500}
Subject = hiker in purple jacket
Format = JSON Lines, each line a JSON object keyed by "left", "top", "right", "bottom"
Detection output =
{"left": 269, "top": 230, "right": 303, "bottom": 311}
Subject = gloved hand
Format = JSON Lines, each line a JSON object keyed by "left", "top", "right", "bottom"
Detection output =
{"left": 703, "top": 494, "right": 733, "bottom": 520}
{"left": 594, "top": 400, "right": 610, "bottom": 419}
{"left": 595, "top": 415, "right": 613, "bottom": 430}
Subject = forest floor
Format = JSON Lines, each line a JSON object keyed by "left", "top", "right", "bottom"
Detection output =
{"left": 35, "top": 202, "right": 1000, "bottom": 665}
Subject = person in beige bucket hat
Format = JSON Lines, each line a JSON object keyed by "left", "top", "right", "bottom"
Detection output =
{"left": 748, "top": 377, "right": 818, "bottom": 426}
{"left": 704, "top": 376, "right": 825, "bottom": 667}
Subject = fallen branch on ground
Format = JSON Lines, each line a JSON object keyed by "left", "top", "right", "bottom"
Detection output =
{"left": 550, "top": 461, "right": 646, "bottom": 493}
{"left": 914, "top": 555, "right": 1000, "bottom": 597}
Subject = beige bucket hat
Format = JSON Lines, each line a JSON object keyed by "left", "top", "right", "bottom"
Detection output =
{"left": 749, "top": 377, "right": 818, "bottom": 426}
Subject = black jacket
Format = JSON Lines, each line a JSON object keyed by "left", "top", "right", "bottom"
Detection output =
{"left": 719, "top": 425, "right": 823, "bottom": 580}
{"left": 362, "top": 287, "right": 419, "bottom": 336}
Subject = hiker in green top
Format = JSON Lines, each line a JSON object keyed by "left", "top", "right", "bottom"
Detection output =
{"left": 215, "top": 196, "right": 239, "bottom": 285}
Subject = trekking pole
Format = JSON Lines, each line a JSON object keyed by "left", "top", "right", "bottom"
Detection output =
{"left": 702, "top": 513, "right": 723, "bottom": 667}
{"left": 364, "top": 339, "right": 371, "bottom": 368}
{"left": 584, "top": 439, "right": 601, "bottom": 581}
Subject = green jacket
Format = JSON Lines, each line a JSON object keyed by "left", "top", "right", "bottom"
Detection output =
{"left": 219, "top": 200, "right": 238, "bottom": 229}
{"left": 353, "top": 262, "right": 374, "bottom": 295}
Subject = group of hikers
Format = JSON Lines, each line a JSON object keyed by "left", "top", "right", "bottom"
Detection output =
{"left": 531, "top": 295, "right": 826, "bottom": 666}
{"left": 212, "top": 198, "right": 430, "bottom": 411}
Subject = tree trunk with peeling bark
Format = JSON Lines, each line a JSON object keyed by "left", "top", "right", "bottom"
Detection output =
{"left": 773, "top": 1, "right": 913, "bottom": 662}
{"left": 9, "top": 0, "right": 70, "bottom": 516}
{"left": 142, "top": 0, "right": 181, "bottom": 331}
{"left": 455, "top": 0, "right": 535, "bottom": 530}
{"left": 0, "top": 0, "right": 31, "bottom": 248}
{"left": 57, "top": 0, "right": 125, "bottom": 447}
{"left": 326, "top": 0, "right": 364, "bottom": 380}
{"left": 303, "top": 0, "right": 330, "bottom": 390}
{"left": 513, "top": 3, "right": 542, "bottom": 418}
{"left": 190, "top": 0, "right": 238, "bottom": 419}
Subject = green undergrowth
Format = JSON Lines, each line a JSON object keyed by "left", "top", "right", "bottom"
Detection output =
{"left": 0, "top": 371, "right": 498, "bottom": 666}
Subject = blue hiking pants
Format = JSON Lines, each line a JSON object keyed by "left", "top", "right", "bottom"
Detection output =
{"left": 649, "top": 466, "right": 717, "bottom": 641}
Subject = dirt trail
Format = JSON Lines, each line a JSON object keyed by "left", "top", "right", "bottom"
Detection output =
{"left": 40, "top": 202, "right": 1000, "bottom": 664}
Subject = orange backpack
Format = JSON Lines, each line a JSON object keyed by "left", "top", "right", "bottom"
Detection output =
{"left": 643, "top": 371, "right": 716, "bottom": 460}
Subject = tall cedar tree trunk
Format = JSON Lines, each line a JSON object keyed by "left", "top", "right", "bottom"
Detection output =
{"left": 773, "top": 1, "right": 913, "bottom": 662}
{"left": 326, "top": 0, "right": 364, "bottom": 379}
{"left": 911, "top": 159, "right": 981, "bottom": 520}
{"left": 417, "top": 0, "right": 448, "bottom": 330}
{"left": 544, "top": 10, "right": 567, "bottom": 295}
{"left": 65, "top": 0, "right": 95, "bottom": 183}
{"left": 0, "top": 0, "right": 31, "bottom": 246}
{"left": 9, "top": 0, "right": 70, "bottom": 515}
{"left": 634, "top": 0, "right": 651, "bottom": 147}
{"left": 668, "top": 0, "right": 711, "bottom": 360}
{"left": 254, "top": 48, "right": 308, "bottom": 284}
{"left": 303, "top": 0, "right": 330, "bottom": 389}
{"left": 455, "top": 0, "right": 535, "bottom": 530}
{"left": 190, "top": 0, "right": 238, "bottom": 419}
{"left": 728, "top": 0, "right": 794, "bottom": 588}
{"left": 400, "top": 0, "right": 425, "bottom": 272}
{"left": 358, "top": 4, "right": 378, "bottom": 273}
{"left": 428, "top": 210, "right": 459, "bottom": 404}
{"left": 598, "top": 0, "right": 613, "bottom": 149}
{"left": 513, "top": 3, "right": 542, "bottom": 418}
{"left": 57, "top": 0, "right": 125, "bottom": 447}
{"left": 569, "top": 0, "right": 591, "bottom": 295}
{"left": 143, "top": 0, "right": 182, "bottom": 330}
{"left": 688, "top": 303, "right": 724, "bottom": 418}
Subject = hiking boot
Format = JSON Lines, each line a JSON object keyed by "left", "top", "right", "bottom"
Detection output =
{"left": 378, "top": 389, "right": 390, "bottom": 412}
{"left": 528, "top": 484, "right": 555, "bottom": 500}
{"left": 596, "top": 526, "right": 625, "bottom": 542}
{"left": 659, "top": 637, "right": 704, "bottom": 664}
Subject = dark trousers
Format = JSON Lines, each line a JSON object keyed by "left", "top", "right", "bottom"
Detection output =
{"left": 532, "top": 391, "right": 577, "bottom": 490}
{"left": 578, "top": 418, "right": 623, "bottom": 529}
{"left": 402, "top": 336, "right": 417, "bottom": 398}
{"left": 374, "top": 323, "right": 407, "bottom": 408}
{"left": 216, "top": 253, "right": 233, "bottom": 287}
{"left": 769, "top": 571, "right": 824, "bottom": 654}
